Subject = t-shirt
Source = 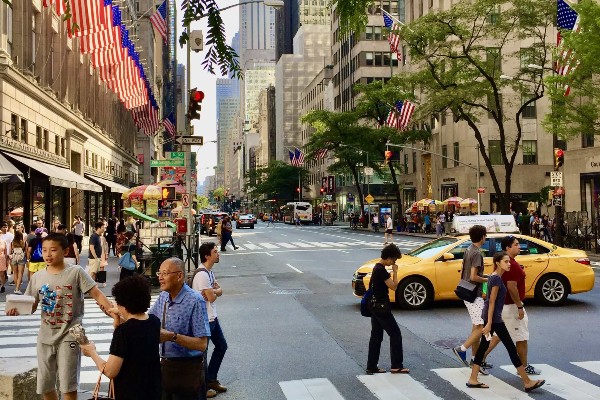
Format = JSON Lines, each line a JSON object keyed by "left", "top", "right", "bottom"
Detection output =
{"left": 386, "top": 217, "right": 393, "bottom": 230}
{"left": 25, "top": 264, "right": 97, "bottom": 345}
{"left": 481, "top": 274, "right": 506, "bottom": 323}
{"left": 461, "top": 244, "right": 484, "bottom": 297}
{"left": 1, "top": 232, "right": 14, "bottom": 255}
{"left": 89, "top": 232, "right": 102, "bottom": 259}
{"left": 109, "top": 315, "right": 161, "bottom": 400}
{"left": 371, "top": 263, "right": 391, "bottom": 302}
{"left": 502, "top": 257, "right": 526, "bottom": 305}
{"left": 73, "top": 221, "right": 85, "bottom": 236}
{"left": 192, "top": 266, "right": 217, "bottom": 321}
{"left": 28, "top": 237, "right": 44, "bottom": 262}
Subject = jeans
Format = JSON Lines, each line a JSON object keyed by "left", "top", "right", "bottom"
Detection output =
{"left": 473, "top": 321, "right": 523, "bottom": 369}
{"left": 206, "top": 318, "right": 228, "bottom": 382}
{"left": 367, "top": 310, "right": 404, "bottom": 370}
{"left": 221, "top": 234, "right": 235, "bottom": 249}
{"left": 74, "top": 235, "right": 83, "bottom": 254}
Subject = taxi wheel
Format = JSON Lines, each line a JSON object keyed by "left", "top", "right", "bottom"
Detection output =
{"left": 396, "top": 277, "right": 432, "bottom": 310}
{"left": 535, "top": 274, "right": 569, "bottom": 306}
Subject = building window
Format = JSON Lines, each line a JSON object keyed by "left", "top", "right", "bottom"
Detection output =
{"left": 522, "top": 140, "right": 537, "bottom": 165}
{"left": 520, "top": 47, "right": 542, "bottom": 70}
{"left": 365, "top": 52, "right": 373, "bottom": 66}
{"left": 383, "top": 52, "right": 391, "bottom": 66}
{"left": 365, "top": 26, "right": 373, "bottom": 40}
{"left": 442, "top": 145, "right": 448, "bottom": 168}
{"left": 402, "top": 46, "right": 407, "bottom": 65}
{"left": 403, "top": 154, "right": 408, "bottom": 174}
{"left": 374, "top": 26, "right": 382, "bottom": 40}
{"left": 61, "top": 137, "right": 66, "bottom": 157}
{"left": 521, "top": 94, "right": 537, "bottom": 118}
{"left": 31, "top": 15, "right": 37, "bottom": 72}
{"left": 10, "top": 114, "right": 18, "bottom": 139}
{"left": 486, "top": 47, "right": 501, "bottom": 75}
{"left": 487, "top": 5, "right": 500, "bottom": 24}
{"left": 55, "top": 135, "right": 60, "bottom": 155}
{"left": 19, "top": 118, "right": 27, "bottom": 143}
{"left": 42, "top": 130, "right": 49, "bottom": 151}
{"left": 374, "top": 52, "right": 383, "bottom": 66}
{"left": 488, "top": 140, "right": 502, "bottom": 165}
{"left": 412, "top": 152, "right": 417, "bottom": 173}
{"left": 36, "top": 126, "right": 42, "bottom": 149}
{"left": 391, "top": 52, "right": 399, "bottom": 66}
{"left": 582, "top": 133, "right": 594, "bottom": 148}
{"left": 453, "top": 142, "right": 459, "bottom": 166}
{"left": 85, "top": 150, "right": 90, "bottom": 166}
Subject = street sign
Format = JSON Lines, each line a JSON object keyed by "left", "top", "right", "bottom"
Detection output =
{"left": 166, "top": 152, "right": 185, "bottom": 160}
{"left": 175, "top": 136, "right": 204, "bottom": 146}
{"left": 182, "top": 194, "right": 190, "bottom": 207}
{"left": 364, "top": 167, "right": 374, "bottom": 176}
{"left": 552, "top": 196, "right": 563, "bottom": 207}
{"left": 550, "top": 171, "right": 563, "bottom": 187}
{"left": 365, "top": 194, "right": 374, "bottom": 204}
{"left": 477, "top": 187, "right": 485, "bottom": 194}
{"left": 150, "top": 159, "right": 185, "bottom": 167}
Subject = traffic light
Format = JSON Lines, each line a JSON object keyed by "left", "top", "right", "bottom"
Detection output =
{"left": 187, "top": 89, "right": 204, "bottom": 120}
{"left": 554, "top": 148, "right": 564, "bottom": 170}
{"left": 320, "top": 187, "right": 324, "bottom": 195}
{"left": 162, "top": 187, "right": 175, "bottom": 201}
{"left": 384, "top": 150, "right": 392, "bottom": 164}
{"left": 296, "top": 187, "right": 300, "bottom": 193}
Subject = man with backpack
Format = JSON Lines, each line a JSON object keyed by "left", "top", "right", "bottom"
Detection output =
{"left": 191, "top": 242, "right": 228, "bottom": 398}
{"left": 27, "top": 228, "right": 46, "bottom": 280}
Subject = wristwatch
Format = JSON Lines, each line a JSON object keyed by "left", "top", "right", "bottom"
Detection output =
{"left": 171, "top": 332, "right": 178, "bottom": 342}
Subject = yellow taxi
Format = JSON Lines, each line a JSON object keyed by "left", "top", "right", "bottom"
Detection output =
{"left": 352, "top": 233, "right": 595, "bottom": 310}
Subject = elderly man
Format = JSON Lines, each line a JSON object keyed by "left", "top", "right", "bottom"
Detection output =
{"left": 149, "top": 258, "right": 211, "bottom": 400}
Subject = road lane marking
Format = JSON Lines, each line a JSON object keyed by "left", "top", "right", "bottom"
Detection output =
{"left": 286, "top": 264, "right": 303, "bottom": 274}
{"left": 242, "top": 243, "right": 262, "bottom": 250}
{"left": 259, "top": 242, "right": 279, "bottom": 249}
{"left": 434, "top": 367, "right": 533, "bottom": 399}
{"left": 294, "top": 242, "right": 313, "bottom": 248}
{"left": 573, "top": 361, "right": 600, "bottom": 376}
{"left": 358, "top": 373, "right": 441, "bottom": 400}
{"left": 279, "top": 378, "right": 344, "bottom": 400}
{"left": 277, "top": 243, "right": 298, "bottom": 248}
{"left": 501, "top": 364, "right": 600, "bottom": 399}
{"left": 265, "top": 252, "right": 273, "bottom": 257}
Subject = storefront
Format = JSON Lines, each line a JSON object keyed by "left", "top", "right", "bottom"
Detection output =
{"left": 85, "top": 174, "right": 130, "bottom": 226}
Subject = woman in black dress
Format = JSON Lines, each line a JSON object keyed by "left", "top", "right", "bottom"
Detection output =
{"left": 366, "top": 244, "right": 409, "bottom": 375}
{"left": 81, "top": 275, "right": 161, "bottom": 400}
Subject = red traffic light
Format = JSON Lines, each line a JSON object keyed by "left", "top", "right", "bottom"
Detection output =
{"left": 554, "top": 149, "right": 564, "bottom": 158}
{"left": 193, "top": 90, "right": 204, "bottom": 102}
{"left": 385, "top": 150, "right": 392, "bottom": 160}
{"left": 320, "top": 187, "right": 324, "bottom": 194}
{"left": 296, "top": 187, "right": 300, "bottom": 193}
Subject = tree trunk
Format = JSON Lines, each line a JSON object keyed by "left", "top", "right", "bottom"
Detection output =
{"left": 349, "top": 164, "right": 365, "bottom": 218}
{"left": 388, "top": 163, "right": 404, "bottom": 230}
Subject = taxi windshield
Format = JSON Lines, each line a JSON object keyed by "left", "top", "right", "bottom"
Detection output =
{"left": 408, "top": 237, "right": 458, "bottom": 258}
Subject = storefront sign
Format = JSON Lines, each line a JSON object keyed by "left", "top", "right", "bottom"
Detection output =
{"left": 453, "top": 215, "right": 519, "bottom": 234}
{"left": 443, "top": 178, "right": 455, "bottom": 182}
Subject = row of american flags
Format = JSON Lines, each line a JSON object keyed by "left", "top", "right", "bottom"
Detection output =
{"left": 41, "top": 0, "right": 175, "bottom": 136}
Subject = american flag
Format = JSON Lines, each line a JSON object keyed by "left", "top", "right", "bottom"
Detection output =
{"left": 398, "top": 100, "right": 416, "bottom": 130}
{"left": 294, "top": 148, "right": 305, "bottom": 166}
{"left": 43, "top": 0, "right": 66, "bottom": 16}
{"left": 385, "top": 101, "right": 403, "bottom": 128}
{"left": 67, "top": 0, "right": 104, "bottom": 38}
{"left": 556, "top": 0, "right": 580, "bottom": 95}
{"left": 150, "top": 1, "right": 168, "bottom": 44}
{"left": 288, "top": 150, "right": 297, "bottom": 166}
{"left": 383, "top": 12, "right": 403, "bottom": 62}
{"left": 315, "top": 148, "right": 328, "bottom": 160}
{"left": 162, "top": 114, "right": 177, "bottom": 136}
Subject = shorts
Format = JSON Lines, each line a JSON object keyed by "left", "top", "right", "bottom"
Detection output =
{"left": 385, "top": 229, "right": 393, "bottom": 234}
{"left": 10, "top": 257, "right": 26, "bottom": 266}
{"left": 87, "top": 258, "right": 101, "bottom": 274}
{"left": 36, "top": 339, "right": 81, "bottom": 394}
{"left": 464, "top": 297, "right": 484, "bottom": 325}
{"left": 502, "top": 304, "right": 529, "bottom": 342}
{"left": 29, "top": 261, "right": 46, "bottom": 273}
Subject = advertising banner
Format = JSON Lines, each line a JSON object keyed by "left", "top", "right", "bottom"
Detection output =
{"left": 452, "top": 215, "right": 519, "bottom": 234}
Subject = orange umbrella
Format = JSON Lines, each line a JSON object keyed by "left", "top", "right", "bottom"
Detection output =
{"left": 121, "top": 185, "right": 163, "bottom": 201}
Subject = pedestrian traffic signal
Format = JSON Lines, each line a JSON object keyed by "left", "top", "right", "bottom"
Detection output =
{"left": 320, "top": 187, "right": 324, "bottom": 194}
{"left": 554, "top": 148, "right": 564, "bottom": 170}
{"left": 187, "top": 89, "right": 204, "bottom": 120}
{"left": 384, "top": 150, "right": 392, "bottom": 164}
{"left": 162, "top": 187, "right": 176, "bottom": 201}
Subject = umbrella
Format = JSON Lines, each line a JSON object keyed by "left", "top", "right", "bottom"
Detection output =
{"left": 121, "top": 185, "right": 163, "bottom": 201}
{"left": 443, "top": 196, "right": 463, "bottom": 206}
{"left": 171, "top": 206, "right": 197, "bottom": 215}
{"left": 9, "top": 207, "right": 23, "bottom": 217}
{"left": 417, "top": 198, "right": 443, "bottom": 207}
{"left": 156, "top": 179, "right": 186, "bottom": 194}
{"left": 460, "top": 198, "right": 478, "bottom": 207}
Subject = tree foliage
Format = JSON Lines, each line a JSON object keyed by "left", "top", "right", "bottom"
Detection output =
{"left": 245, "top": 161, "right": 306, "bottom": 201}
{"left": 195, "top": 195, "right": 210, "bottom": 209}
{"left": 544, "top": 0, "right": 600, "bottom": 139}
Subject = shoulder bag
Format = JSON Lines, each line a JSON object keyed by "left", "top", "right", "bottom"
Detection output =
{"left": 360, "top": 282, "right": 373, "bottom": 318}
{"left": 454, "top": 255, "right": 478, "bottom": 302}
{"left": 87, "top": 364, "right": 114, "bottom": 400}
{"left": 367, "top": 266, "right": 391, "bottom": 316}
{"left": 117, "top": 251, "right": 136, "bottom": 271}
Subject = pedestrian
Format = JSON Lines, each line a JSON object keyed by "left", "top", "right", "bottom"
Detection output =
{"left": 56, "top": 224, "right": 79, "bottom": 266}
{"left": 27, "top": 228, "right": 46, "bottom": 280}
{"left": 116, "top": 223, "right": 128, "bottom": 257}
{"left": 119, "top": 232, "right": 140, "bottom": 281}
{"left": 372, "top": 214, "right": 379, "bottom": 232}
{"left": 193, "top": 243, "right": 228, "bottom": 399}
{"left": 466, "top": 252, "right": 545, "bottom": 392}
{"left": 106, "top": 218, "right": 117, "bottom": 257}
{"left": 80, "top": 275, "right": 161, "bottom": 400}
{"left": 10, "top": 231, "right": 26, "bottom": 294}
{"left": 384, "top": 214, "right": 393, "bottom": 245}
{"left": 88, "top": 221, "right": 105, "bottom": 282}
{"left": 295, "top": 213, "right": 301, "bottom": 226}
{"left": 6, "top": 233, "right": 114, "bottom": 400}
{"left": 435, "top": 213, "right": 443, "bottom": 238}
{"left": 220, "top": 216, "right": 238, "bottom": 251}
{"left": 266, "top": 214, "right": 274, "bottom": 227}
{"left": 0, "top": 233, "right": 7, "bottom": 293}
{"left": 148, "top": 257, "right": 210, "bottom": 400}
{"left": 52, "top": 218, "right": 61, "bottom": 233}
{"left": 366, "top": 244, "right": 409, "bottom": 375}
{"left": 71, "top": 216, "right": 84, "bottom": 254}
{"left": 424, "top": 214, "right": 431, "bottom": 233}
{"left": 452, "top": 225, "right": 491, "bottom": 375}
{"left": 99, "top": 230, "right": 109, "bottom": 287}
{"left": 482, "top": 235, "right": 541, "bottom": 375}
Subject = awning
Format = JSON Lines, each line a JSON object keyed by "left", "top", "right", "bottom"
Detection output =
{"left": 122, "top": 207, "right": 158, "bottom": 222}
{"left": 0, "top": 153, "right": 24, "bottom": 183}
{"left": 85, "top": 174, "right": 130, "bottom": 194}
{"left": 3, "top": 153, "right": 102, "bottom": 192}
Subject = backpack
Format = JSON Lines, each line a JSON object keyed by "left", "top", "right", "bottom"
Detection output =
{"left": 30, "top": 238, "right": 44, "bottom": 262}
{"left": 186, "top": 267, "right": 209, "bottom": 288}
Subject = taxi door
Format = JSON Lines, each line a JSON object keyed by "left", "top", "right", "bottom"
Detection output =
{"left": 514, "top": 238, "right": 550, "bottom": 293}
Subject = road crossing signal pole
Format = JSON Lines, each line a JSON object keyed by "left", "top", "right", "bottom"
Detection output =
{"left": 553, "top": 148, "right": 565, "bottom": 247}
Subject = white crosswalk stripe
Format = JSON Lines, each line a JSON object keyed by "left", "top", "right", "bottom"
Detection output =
{"left": 280, "top": 378, "right": 344, "bottom": 400}
{"left": 222, "top": 240, "right": 420, "bottom": 253}
{"left": 433, "top": 367, "right": 533, "bottom": 399}
{"left": 573, "top": 361, "right": 600, "bottom": 376}
{"left": 358, "top": 373, "right": 441, "bottom": 400}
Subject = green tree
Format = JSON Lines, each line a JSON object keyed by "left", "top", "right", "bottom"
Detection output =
{"left": 195, "top": 195, "right": 210, "bottom": 209}
{"left": 349, "top": 0, "right": 555, "bottom": 213}
{"left": 544, "top": 0, "right": 600, "bottom": 140}
{"left": 212, "top": 187, "right": 225, "bottom": 203}
{"left": 245, "top": 161, "right": 306, "bottom": 202}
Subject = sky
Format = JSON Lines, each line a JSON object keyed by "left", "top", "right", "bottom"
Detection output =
{"left": 174, "top": 0, "right": 240, "bottom": 186}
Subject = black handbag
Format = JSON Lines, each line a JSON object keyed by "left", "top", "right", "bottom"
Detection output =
{"left": 455, "top": 279, "right": 478, "bottom": 303}
{"left": 95, "top": 270, "right": 107, "bottom": 283}
{"left": 369, "top": 296, "right": 391, "bottom": 315}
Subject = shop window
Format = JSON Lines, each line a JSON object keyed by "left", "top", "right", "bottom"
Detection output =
{"left": 442, "top": 145, "right": 448, "bottom": 168}
{"left": 522, "top": 140, "right": 537, "bottom": 165}
{"left": 36, "top": 126, "right": 42, "bottom": 148}
{"left": 20, "top": 118, "right": 27, "bottom": 143}
{"left": 488, "top": 140, "right": 502, "bottom": 165}
{"left": 582, "top": 133, "right": 594, "bottom": 148}
{"left": 55, "top": 134, "right": 60, "bottom": 155}
{"left": 522, "top": 94, "right": 537, "bottom": 118}
{"left": 43, "top": 129, "right": 49, "bottom": 151}
{"left": 10, "top": 114, "right": 18, "bottom": 139}
{"left": 412, "top": 152, "right": 417, "bottom": 173}
{"left": 453, "top": 142, "right": 459, "bottom": 166}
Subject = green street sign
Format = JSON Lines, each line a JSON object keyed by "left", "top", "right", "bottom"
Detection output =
{"left": 166, "top": 152, "right": 185, "bottom": 160}
{"left": 150, "top": 159, "right": 185, "bottom": 167}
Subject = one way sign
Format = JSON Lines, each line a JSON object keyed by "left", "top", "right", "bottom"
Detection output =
{"left": 176, "top": 136, "right": 204, "bottom": 146}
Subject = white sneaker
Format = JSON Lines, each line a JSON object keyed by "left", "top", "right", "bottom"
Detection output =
{"left": 13, "top": 290, "right": 22, "bottom": 295}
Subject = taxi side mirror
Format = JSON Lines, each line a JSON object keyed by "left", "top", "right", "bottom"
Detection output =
{"left": 442, "top": 253, "right": 455, "bottom": 261}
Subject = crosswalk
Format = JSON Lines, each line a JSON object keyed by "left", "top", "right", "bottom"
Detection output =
{"left": 280, "top": 362, "right": 600, "bottom": 400}
{"left": 220, "top": 239, "right": 423, "bottom": 253}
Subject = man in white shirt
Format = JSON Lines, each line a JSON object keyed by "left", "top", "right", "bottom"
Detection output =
{"left": 192, "top": 242, "right": 228, "bottom": 398}
{"left": 384, "top": 214, "right": 393, "bottom": 245}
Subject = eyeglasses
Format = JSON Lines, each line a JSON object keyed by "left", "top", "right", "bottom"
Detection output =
{"left": 156, "top": 271, "right": 181, "bottom": 278}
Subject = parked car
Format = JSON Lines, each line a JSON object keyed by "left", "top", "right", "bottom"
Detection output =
{"left": 236, "top": 215, "right": 255, "bottom": 229}
{"left": 352, "top": 233, "right": 595, "bottom": 310}
{"left": 247, "top": 214, "right": 257, "bottom": 224}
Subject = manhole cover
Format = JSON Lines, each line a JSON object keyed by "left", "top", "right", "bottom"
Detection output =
{"left": 270, "top": 289, "right": 312, "bottom": 295}
{"left": 433, "top": 339, "right": 463, "bottom": 350}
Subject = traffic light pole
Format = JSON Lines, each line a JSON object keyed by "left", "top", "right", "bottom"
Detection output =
{"left": 553, "top": 147, "right": 564, "bottom": 247}
{"left": 185, "top": 25, "right": 193, "bottom": 235}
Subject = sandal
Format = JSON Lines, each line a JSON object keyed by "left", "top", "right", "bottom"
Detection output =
{"left": 525, "top": 380, "right": 545, "bottom": 392}
{"left": 390, "top": 368, "right": 410, "bottom": 374}
{"left": 466, "top": 382, "right": 489, "bottom": 389}
{"left": 365, "top": 368, "right": 386, "bottom": 375}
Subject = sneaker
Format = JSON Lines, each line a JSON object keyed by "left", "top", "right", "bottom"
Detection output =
{"left": 8, "top": 281, "right": 15, "bottom": 286}
{"left": 208, "top": 380, "right": 227, "bottom": 393}
{"left": 479, "top": 366, "right": 490, "bottom": 376}
{"left": 452, "top": 346, "right": 469, "bottom": 367}
{"left": 13, "top": 290, "right": 22, "bottom": 295}
{"left": 206, "top": 389, "right": 218, "bottom": 398}
{"left": 524, "top": 364, "right": 541, "bottom": 375}
{"left": 470, "top": 359, "right": 493, "bottom": 369}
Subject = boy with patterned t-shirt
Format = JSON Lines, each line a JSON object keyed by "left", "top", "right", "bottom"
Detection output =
{"left": 6, "top": 233, "right": 114, "bottom": 400}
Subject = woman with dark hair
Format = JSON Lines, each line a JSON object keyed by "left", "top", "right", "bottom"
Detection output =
{"left": 115, "top": 223, "right": 128, "bottom": 257}
{"left": 119, "top": 231, "right": 139, "bottom": 281}
{"left": 106, "top": 218, "right": 117, "bottom": 257}
{"left": 366, "top": 244, "right": 409, "bottom": 375}
{"left": 80, "top": 275, "right": 161, "bottom": 400}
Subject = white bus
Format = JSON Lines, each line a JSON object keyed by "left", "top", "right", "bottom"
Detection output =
{"left": 282, "top": 202, "right": 313, "bottom": 224}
